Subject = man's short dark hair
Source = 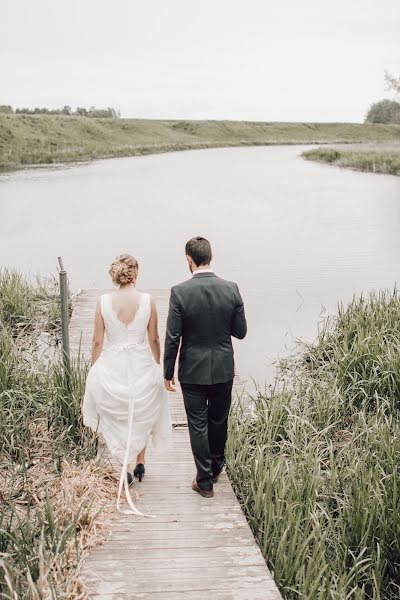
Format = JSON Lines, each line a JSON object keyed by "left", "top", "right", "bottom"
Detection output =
{"left": 185, "top": 236, "right": 212, "bottom": 266}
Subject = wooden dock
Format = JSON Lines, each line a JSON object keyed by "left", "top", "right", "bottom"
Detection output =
{"left": 70, "top": 289, "right": 282, "bottom": 600}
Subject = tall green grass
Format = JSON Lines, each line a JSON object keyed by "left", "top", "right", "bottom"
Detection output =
{"left": 1, "top": 114, "right": 400, "bottom": 168}
{"left": 227, "top": 289, "right": 400, "bottom": 599}
{"left": 302, "top": 146, "right": 400, "bottom": 176}
{"left": 0, "top": 269, "right": 97, "bottom": 598}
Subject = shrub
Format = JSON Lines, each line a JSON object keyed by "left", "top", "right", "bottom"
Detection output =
{"left": 365, "top": 99, "right": 400, "bottom": 124}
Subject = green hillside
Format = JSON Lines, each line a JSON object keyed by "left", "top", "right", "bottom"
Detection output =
{"left": 1, "top": 114, "right": 400, "bottom": 168}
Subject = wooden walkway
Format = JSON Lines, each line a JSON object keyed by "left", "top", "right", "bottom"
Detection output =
{"left": 70, "top": 289, "right": 282, "bottom": 600}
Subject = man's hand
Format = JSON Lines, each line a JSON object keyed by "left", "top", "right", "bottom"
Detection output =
{"left": 164, "top": 378, "right": 176, "bottom": 392}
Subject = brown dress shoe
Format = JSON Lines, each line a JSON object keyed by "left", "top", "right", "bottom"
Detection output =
{"left": 192, "top": 479, "right": 214, "bottom": 498}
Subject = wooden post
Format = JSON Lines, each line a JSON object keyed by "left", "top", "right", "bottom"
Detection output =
{"left": 58, "top": 256, "right": 70, "bottom": 371}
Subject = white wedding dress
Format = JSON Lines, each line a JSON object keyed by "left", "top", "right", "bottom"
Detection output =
{"left": 82, "top": 291, "right": 172, "bottom": 515}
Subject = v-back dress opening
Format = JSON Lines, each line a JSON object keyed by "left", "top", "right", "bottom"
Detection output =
{"left": 82, "top": 292, "right": 172, "bottom": 515}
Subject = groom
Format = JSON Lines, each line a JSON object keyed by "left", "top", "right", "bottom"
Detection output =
{"left": 164, "top": 237, "right": 247, "bottom": 498}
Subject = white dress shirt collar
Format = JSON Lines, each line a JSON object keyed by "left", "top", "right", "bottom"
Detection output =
{"left": 192, "top": 268, "right": 214, "bottom": 277}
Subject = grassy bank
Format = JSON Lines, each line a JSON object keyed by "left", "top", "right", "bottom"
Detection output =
{"left": 0, "top": 270, "right": 114, "bottom": 599}
{"left": 227, "top": 290, "right": 400, "bottom": 599}
{"left": 302, "top": 145, "right": 400, "bottom": 176}
{"left": 1, "top": 114, "right": 400, "bottom": 168}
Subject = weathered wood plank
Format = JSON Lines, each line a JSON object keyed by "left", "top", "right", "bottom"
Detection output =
{"left": 81, "top": 576, "right": 278, "bottom": 594}
{"left": 86, "top": 590, "right": 279, "bottom": 600}
{"left": 111, "top": 520, "right": 248, "bottom": 531}
{"left": 84, "top": 565, "right": 269, "bottom": 580}
{"left": 80, "top": 431, "right": 282, "bottom": 599}
{"left": 81, "top": 555, "right": 266, "bottom": 569}
{"left": 70, "top": 289, "right": 281, "bottom": 600}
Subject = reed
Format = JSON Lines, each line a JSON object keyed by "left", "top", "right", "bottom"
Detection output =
{"left": 302, "top": 146, "right": 400, "bottom": 176}
{"left": 227, "top": 289, "right": 400, "bottom": 599}
{"left": 0, "top": 270, "right": 113, "bottom": 599}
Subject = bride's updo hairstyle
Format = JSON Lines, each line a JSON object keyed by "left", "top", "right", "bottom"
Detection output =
{"left": 109, "top": 254, "right": 139, "bottom": 286}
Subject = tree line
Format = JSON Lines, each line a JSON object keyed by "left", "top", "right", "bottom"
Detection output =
{"left": 1, "top": 73, "right": 399, "bottom": 124}
{"left": 0, "top": 105, "right": 120, "bottom": 118}
{"left": 365, "top": 71, "right": 400, "bottom": 124}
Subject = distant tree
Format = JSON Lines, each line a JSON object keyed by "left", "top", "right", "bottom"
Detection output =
{"left": 385, "top": 70, "right": 400, "bottom": 97}
{"left": 108, "top": 107, "right": 121, "bottom": 118}
{"left": 12, "top": 105, "right": 121, "bottom": 118}
{"left": 365, "top": 99, "right": 400, "bottom": 124}
{"left": 86, "top": 106, "right": 109, "bottom": 118}
{"left": 80, "top": 106, "right": 120, "bottom": 118}
{"left": 0, "top": 105, "right": 13, "bottom": 114}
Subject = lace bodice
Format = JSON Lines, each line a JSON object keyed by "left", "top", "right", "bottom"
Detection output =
{"left": 100, "top": 292, "right": 151, "bottom": 347}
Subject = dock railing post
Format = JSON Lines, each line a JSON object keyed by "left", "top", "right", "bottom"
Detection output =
{"left": 58, "top": 256, "right": 70, "bottom": 371}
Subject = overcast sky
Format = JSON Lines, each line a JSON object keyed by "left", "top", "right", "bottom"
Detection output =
{"left": 1, "top": 0, "right": 399, "bottom": 122}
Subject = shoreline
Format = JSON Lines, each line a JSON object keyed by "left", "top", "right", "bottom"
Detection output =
{"left": 0, "top": 140, "right": 367, "bottom": 174}
{"left": 1, "top": 114, "right": 400, "bottom": 172}
{"left": 1, "top": 139, "right": 399, "bottom": 174}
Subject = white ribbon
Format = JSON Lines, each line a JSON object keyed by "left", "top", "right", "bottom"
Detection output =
{"left": 112, "top": 342, "right": 153, "bottom": 518}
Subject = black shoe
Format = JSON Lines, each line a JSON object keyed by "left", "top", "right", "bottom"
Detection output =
{"left": 127, "top": 472, "right": 133, "bottom": 486}
{"left": 134, "top": 463, "right": 145, "bottom": 482}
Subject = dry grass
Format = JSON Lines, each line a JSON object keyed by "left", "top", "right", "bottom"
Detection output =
{"left": 42, "top": 459, "right": 116, "bottom": 599}
{"left": 0, "top": 270, "right": 119, "bottom": 599}
{"left": 1, "top": 451, "right": 116, "bottom": 599}
{"left": 0, "top": 418, "right": 119, "bottom": 600}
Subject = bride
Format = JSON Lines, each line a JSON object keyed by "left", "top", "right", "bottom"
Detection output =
{"left": 82, "top": 254, "right": 172, "bottom": 515}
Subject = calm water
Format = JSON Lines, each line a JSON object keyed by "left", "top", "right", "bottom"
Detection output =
{"left": 1, "top": 146, "right": 400, "bottom": 385}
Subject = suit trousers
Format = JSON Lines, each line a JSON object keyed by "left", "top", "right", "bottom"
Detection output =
{"left": 181, "top": 380, "right": 233, "bottom": 490}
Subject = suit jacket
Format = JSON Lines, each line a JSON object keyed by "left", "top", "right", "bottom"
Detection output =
{"left": 163, "top": 272, "right": 247, "bottom": 385}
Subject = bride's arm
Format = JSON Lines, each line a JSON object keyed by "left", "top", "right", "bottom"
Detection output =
{"left": 147, "top": 297, "right": 161, "bottom": 364}
{"left": 91, "top": 298, "right": 105, "bottom": 365}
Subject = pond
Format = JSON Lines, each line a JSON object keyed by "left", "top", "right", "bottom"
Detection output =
{"left": 1, "top": 145, "right": 399, "bottom": 384}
